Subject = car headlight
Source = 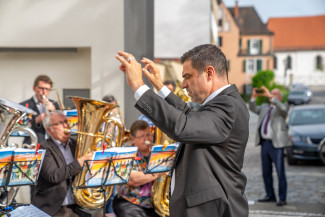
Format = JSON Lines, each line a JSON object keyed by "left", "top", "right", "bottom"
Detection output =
{"left": 306, "top": 91, "right": 312, "bottom": 97}
{"left": 290, "top": 135, "right": 302, "bottom": 143}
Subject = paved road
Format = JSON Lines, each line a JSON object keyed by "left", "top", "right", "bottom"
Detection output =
{"left": 245, "top": 110, "right": 325, "bottom": 216}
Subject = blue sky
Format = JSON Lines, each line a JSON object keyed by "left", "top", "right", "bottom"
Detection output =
{"left": 223, "top": 0, "right": 325, "bottom": 23}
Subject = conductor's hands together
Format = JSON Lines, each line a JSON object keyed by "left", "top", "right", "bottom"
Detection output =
{"left": 116, "top": 51, "right": 164, "bottom": 91}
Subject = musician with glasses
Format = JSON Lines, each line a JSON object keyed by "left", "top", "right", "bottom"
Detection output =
{"left": 32, "top": 111, "right": 93, "bottom": 217}
{"left": 20, "top": 75, "right": 60, "bottom": 143}
{"left": 113, "top": 120, "right": 166, "bottom": 217}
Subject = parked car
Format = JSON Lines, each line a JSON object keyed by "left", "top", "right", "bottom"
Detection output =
{"left": 286, "top": 104, "right": 325, "bottom": 165}
{"left": 287, "top": 86, "right": 312, "bottom": 105}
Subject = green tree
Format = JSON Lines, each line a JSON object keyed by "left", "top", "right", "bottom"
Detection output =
{"left": 252, "top": 70, "right": 288, "bottom": 105}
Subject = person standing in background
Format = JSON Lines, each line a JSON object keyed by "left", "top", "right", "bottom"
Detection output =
{"left": 249, "top": 86, "right": 290, "bottom": 206}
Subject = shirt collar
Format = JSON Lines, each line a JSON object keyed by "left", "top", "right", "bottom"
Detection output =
{"left": 202, "top": 84, "right": 231, "bottom": 105}
{"left": 33, "top": 95, "right": 41, "bottom": 105}
{"left": 53, "top": 138, "right": 70, "bottom": 149}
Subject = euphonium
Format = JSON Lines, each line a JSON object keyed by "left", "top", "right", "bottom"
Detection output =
{"left": 68, "top": 96, "right": 124, "bottom": 209}
{"left": 0, "top": 98, "right": 38, "bottom": 207}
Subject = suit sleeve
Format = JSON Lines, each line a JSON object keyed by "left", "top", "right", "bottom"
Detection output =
{"left": 135, "top": 89, "right": 235, "bottom": 145}
{"left": 39, "top": 142, "right": 81, "bottom": 184}
{"left": 248, "top": 100, "right": 261, "bottom": 115}
{"left": 271, "top": 98, "right": 288, "bottom": 118}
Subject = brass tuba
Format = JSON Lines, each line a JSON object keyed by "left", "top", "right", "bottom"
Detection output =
{"left": 0, "top": 98, "right": 38, "bottom": 207}
{"left": 151, "top": 127, "right": 174, "bottom": 217}
{"left": 68, "top": 96, "right": 124, "bottom": 209}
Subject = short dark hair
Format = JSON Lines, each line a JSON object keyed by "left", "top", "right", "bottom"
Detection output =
{"left": 180, "top": 44, "right": 228, "bottom": 78}
{"left": 163, "top": 80, "right": 176, "bottom": 91}
{"left": 102, "top": 94, "right": 116, "bottom": 103}
{"left": 130, "top": 120, "right": 149, "bottom": 137}
{"left": 33, "top": 75, "right": 53, "bottom": 87}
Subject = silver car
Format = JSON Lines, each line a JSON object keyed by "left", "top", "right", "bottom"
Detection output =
{"left": 287, "top": 86, "right": 312, "bottom": 105}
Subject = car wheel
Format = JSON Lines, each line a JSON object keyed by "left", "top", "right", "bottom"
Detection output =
{"left": 286, "top": 148, "right": 297, "bottom": 165}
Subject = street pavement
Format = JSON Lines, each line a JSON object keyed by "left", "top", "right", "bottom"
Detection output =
{"left": 245, "top": 109, "right": 325, "bottom": 217}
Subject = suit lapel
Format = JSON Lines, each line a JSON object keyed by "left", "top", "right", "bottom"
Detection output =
{"left": 48, "top": 138, "right": 66, "bottom": 164}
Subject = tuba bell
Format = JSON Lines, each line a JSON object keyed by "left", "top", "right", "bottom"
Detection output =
{"left": 68, "top": 96, "right": 125, "bottom": 209}
{"left": 0, "top": 98, "right": 38, "bottom": 207}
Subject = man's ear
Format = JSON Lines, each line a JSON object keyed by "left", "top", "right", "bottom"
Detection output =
{"left": 206, "top": 66, "right": 215, "bottom": 81}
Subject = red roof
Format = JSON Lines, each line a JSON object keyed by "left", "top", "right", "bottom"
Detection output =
{"left": 267, "top": 15, "right": 325, "bottom": 51}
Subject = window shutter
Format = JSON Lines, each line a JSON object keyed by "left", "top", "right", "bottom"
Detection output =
{"left": 257, "top": 59, "right": 262, "bottom": 71}
{"left": 227, "top": 60, "right": 230, "bottom": 71}
{"left": 243, "top": 60, "right": 246, "bottom": 72}
{"left": 247, "top": 40, "right": 250, "bottom": 55}
{"left": 259, "top": 40, "right": 263, "bottom": 54}
{"left": 239, "top": 38, "right": 242, "bottom": 49}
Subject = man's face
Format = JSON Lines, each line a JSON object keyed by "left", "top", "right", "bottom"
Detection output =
{"left": 33, "top": 80, "right": 52, "bottom": 103}
{"left": 271, "top": 89, "right": 283, "bottom": 101}
{"left": 132, "top": 128, "right": 153, "bottom": 156}
{"left": 181, "top": 61, "right": 209, "bottom": 104}
{"left": 47, "top": 113, "right": 70, "bottom": 144}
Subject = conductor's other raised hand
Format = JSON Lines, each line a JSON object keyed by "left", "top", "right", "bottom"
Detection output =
{"left": 116, "top": 51, "right": 144, "bottom": 92}
{"left": 141, "top": 57, "right": 164, "bottom": 91}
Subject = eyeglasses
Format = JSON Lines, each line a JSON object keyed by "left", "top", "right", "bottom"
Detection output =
{"left": 38, "top": 86, "right": 52, "bottom": 92}
{"left": 50, "top": 120, "right": 69, "bottom": 127}
{"left": 135, "top": 134, "right": 153, "bottom": 140}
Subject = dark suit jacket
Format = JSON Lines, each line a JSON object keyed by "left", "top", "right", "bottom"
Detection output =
{"left": 135, "top": 85, "right": 249, "bottom": 217}
{"left": 20, "top": 97, "right": 60, "bottom": 143}
{"left": 32, "top": 138, "right": 81, "bottom": 216}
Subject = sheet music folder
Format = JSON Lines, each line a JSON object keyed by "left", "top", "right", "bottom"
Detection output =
{"left": 74, "top": 147, "right": 138, "bottom": 189}
{"left": 144, "top": 143, "right": 180, "bottom": 174}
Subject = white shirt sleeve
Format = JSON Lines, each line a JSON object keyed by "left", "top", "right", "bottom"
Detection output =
{"left": 157, "top": 85, "right": 171, "bottom": 99}
{"left": 134, "top": 85, "right": 171, "bottom": 101}
{"left": 134, "top": 85, "right": 150, "bottom": 101}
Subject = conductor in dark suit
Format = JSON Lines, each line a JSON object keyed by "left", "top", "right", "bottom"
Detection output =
{"left": 20, "top": 75, "right": 60, "bottom": 143}
{"left": 32, "top": 111, "right": 92, "bottom": 217}
{"left": 116, "top": 44, "right": 249, "bottom": 217}
{"left": 249, "top": 86, "right": 290, "bottom": 206}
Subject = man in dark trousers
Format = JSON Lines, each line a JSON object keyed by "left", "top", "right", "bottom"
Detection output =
{"left": 116, "top": 44, "right": 249, "bottom": 217}
{"left": 20, "top": 75, "right": 60, "bottom": 143}
{"left": 32, "top": 111, "right": 92, "bottom": 217}
{"left": 249, "top": 86, "right": 290, "bottom": 206}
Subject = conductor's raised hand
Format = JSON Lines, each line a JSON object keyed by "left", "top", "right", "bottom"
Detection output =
{"left": 141, "top": 57, "right": 164, "bottom": 91}
{"left": 116, "top": 51, "right": 144, "bottom": 92}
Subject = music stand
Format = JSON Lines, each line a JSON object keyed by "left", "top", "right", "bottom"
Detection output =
{"left": 0, "top": 150, "right": 44, "bottom": 214}
{"left": 144, "top": 143, "right": 179, "bottom": 174}
{"left": 74, "top": 154, "right": 136, "bottom": 217}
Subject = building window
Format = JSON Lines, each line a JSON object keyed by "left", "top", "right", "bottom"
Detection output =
{"left": 218, "top": 36, "right": 223, "bottom": 47}
{"left": 286, "top": 56, "right": 292, "bottom": 69}
{"left": 245, "top": 59, "right": 263, "bottom": 73}
{"left": 316, "top": 55, "right": 323, "bottom": 70}
{"left": 273, "top": 56, "right": 277, "bottom": 69}
{"left": 248, "top": 39, "right": 262, "bottom": 55}
{"left": 63, "top": 89, "right": 90, "bottom": 109}
{"left": 224, "top": 19, "right": 230, "bottom": 32}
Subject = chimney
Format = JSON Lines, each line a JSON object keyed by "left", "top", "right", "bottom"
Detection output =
{"left": 234, "top": 1, "right": 239, "bottom": 17}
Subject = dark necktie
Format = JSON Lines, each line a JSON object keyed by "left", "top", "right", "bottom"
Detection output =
{"left": 263, "top": 106, "right": 273, "bottom": 134}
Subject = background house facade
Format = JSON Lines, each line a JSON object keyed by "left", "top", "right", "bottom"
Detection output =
{"left": 267, "top": 15, "right": 325, "bottom": 87}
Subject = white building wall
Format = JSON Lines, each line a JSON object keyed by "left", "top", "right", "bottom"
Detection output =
{"left": 0, "top": 0, "right": 125, "bottom": 112}
{"left": 274, "top": 50, "right": 325, "bottom": 86}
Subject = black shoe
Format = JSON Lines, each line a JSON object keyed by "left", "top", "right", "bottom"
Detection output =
{"left": 258, "top": 196, "right": 276, "bottom": 202}
{"left": 276, "top": 200, "right": 287, "bottom": 206}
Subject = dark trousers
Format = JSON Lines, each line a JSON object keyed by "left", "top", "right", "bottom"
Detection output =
{"left": 261, "top": 139, "right": 287, "bottom": 201}
{"left": 113, "top": 198, "right": 159, "bottom": 217}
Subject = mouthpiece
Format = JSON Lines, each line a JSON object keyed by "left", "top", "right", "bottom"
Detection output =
{"left": 64, "top": 129, "right": 71, "bottom": 134}
{"left": 145, "top": 140, "right": 151, "bottom": 146}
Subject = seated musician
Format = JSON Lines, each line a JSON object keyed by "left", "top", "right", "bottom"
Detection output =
{"left": 113, "top": 120, "right": 166, "bottom": 217}
{"left": 32, "top": 111, "right": 93, "bottom": 217}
